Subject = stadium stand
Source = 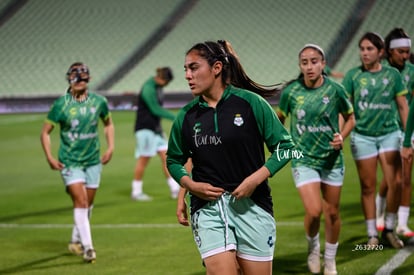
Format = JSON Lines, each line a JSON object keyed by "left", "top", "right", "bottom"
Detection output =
{"left": 335, "top": 0, "right": 414, "bottom": 74}
{"left": 0, "top": 0, "right": 25, "bottom": 28}
{"left": 0, "top": 0, "right": 357, "bottom": 98}
{"left": 1, "top": 0, "right": 414, "bottom": 113}
{"left": 0, "top": 0, "right": 183, "bottom": 97}
{"left": 95, "top": 0, "right": 198, "bottom": 92}
{"left": 0, "top": 0, "right": 13, "bottom": 11}
{"left": 111, "top": 0, "right": 358, "bottom": 94}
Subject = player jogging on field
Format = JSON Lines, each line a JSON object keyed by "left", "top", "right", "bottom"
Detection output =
{"left": 342, "top": 32, "right": 408, "bottom": 249}
{"left": 277, "top": 44, "right": 355, "bottom": 275}
{"left": 40, "top": 62, "right": 114, "bottom": 263}
{"left": 376, "top": 28, "right": 414, "bottom": 238}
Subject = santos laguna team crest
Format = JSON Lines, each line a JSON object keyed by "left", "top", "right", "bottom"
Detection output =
{"left": 233, "top": 113, "right": 244, "bottom": 126}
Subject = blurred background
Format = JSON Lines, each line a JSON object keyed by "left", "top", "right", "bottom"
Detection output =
{"left": 0, "top": 0, "right": 413, "bottom": 112}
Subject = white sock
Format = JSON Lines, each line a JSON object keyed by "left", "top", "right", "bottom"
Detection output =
{"left": 324, "top": 242, "right": 338, "bottom": 261}
{"left": 71, "top": 205, "right": 93, "bottom": 243}
{"left": 306, "top": 233, "right": 320, "bottom": 253}
{"left": 167, "top": 177, "right": 180, "bottom": 192}
{"left": 71, "top": 226, "right": 80, "bottom": 243}
{"left": 366, "top": 219, "right": 377, "bottom": 237}
{"left": 384, "top": 212, "right": 397, "bottom": 231}
{"left": 74, "top": 208, "right": 93, "bottom": 251}
{"left": 132, "top": 180, "right": 143, "bottom": 196}
{"left": 398, "top": 206, "right": 410, "bottom": 228}
{"left": 88, "top": 205, "right": 93, "bottom": 219}
{"left": 375, "top": 194, "right": 386, "bottom": 217}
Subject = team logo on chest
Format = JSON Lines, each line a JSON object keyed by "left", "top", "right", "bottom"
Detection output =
{"left": 322, "top": 96, "right": 330, "bottom": 104}
{"left": 233, "top": 114, "right": 244, "bottom": 126}
{"left": 80, "top": 106, "right": 87, "bottom": 115}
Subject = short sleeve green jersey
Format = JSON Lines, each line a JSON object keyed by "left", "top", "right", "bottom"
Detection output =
{"left": 277, "top": 77, "right": 353, "bottom": 169}
{"left": 342, "top": 66, "right": 407, "bottom": 136}
{"left": 45, "top": 92, "right": 111, "bottom": 167}
{"left": 404, "top": 98, "right": 414, "bottom": 147}
{"left": 401, "top": 63, "right": 414, "bottom": 102}
{"left": 383, "top": 60, "right": 414, "bottom": 102}
{"left": 382, "top": 60, "right": 414, "bottom": 130}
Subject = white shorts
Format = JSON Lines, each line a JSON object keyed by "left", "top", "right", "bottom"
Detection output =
{"left": 350, "top": 130, "right": 401, "bottom": 160}
{"left": 191, "top": 193, "right": 276, "bottom": 261}
{"left": 292, "top": 166, "right": 344, "bottom": 187}
{"left": 134, "top": 129, "right": 168, "bottom": 158}
{"left": 60, "top": 163, "right": 102, "bottom": 189}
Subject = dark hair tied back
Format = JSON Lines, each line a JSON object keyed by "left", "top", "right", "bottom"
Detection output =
{"left": 187, "top": 40, "right": 283, "bottom": 98}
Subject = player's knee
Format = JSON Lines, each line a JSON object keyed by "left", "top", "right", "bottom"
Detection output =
{"left": 325, "top": 206, "right": 340, "bottom": 223}
{"left": 307, "top": 208, "right": 322, "bottom": 220}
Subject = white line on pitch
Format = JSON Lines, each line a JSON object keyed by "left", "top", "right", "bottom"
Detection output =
{"left": 375, "top": 239, "right": 414, "bottom": 275}
{"left": 0, "top": 115, "right": 43, "bottom": 125}
{"left": 0, "top": 221, "right": 303, "bottom": 229}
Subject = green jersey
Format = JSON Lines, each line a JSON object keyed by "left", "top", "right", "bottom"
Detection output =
{"left": 401, "top": 62, "right": 414, "bottom": 102}
{"left": 45, "top": 92, "right": 111, "bottom": 167}
{"left": 277, "top": 77, "right": 353, "bottom": 169}
{"left": 404, "top": 97, "right": 414, "bottom": 147}
{"left": 342, "top": 65, "right": 407, "bottom": 136}
{"left": 382, "top": 60, "right": 414, "bottom": 130}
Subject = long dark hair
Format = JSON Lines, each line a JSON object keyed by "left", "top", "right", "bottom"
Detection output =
{"left": 359, "top": 32, "right": 384, "bottom": 52}
{"left": 385, "top": 28, "right": 410, "bottom": 52}
{"left": 358, "top": 32, "right": 384, "bottom": 70}
{"left": 384, "top": 28, "right": 411, "bottom": 67}
{"left": 186, "top": 40, "right": 282, "bottom": 98}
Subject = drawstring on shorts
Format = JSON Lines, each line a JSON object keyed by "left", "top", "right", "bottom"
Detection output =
{"left": 217, "top": 192, "right": 232, "bottom": 248}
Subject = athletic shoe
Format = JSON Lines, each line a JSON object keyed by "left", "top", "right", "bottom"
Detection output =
{"left": 396, "top": 225, "right": 414, "bottom": 238}
{"left": 307, "top": 249, "right": 321, "bottom": 274}
{"left": 376, "top": 215, "right": 385, "bottom": 232}
{"left": 68, "top": 242, "right": 84, "bottom": 256}
{"left": 381, "top": 229, "right": 404, "bottom": 248}
{"left": 323, "top": 259, "right": 337, "bottom": 275}
{"left": 131, "top": 193, "right": 152, "bottom": 201}
{"left": 367, "top": 235, "right": 379, "bottom": 247}
{"left": 83, "top": 249, "right": 96, "bottom": 263}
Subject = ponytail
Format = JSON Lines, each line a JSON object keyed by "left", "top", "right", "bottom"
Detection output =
{"left": 187, "top": 40, "right": 283, "bottom": 98}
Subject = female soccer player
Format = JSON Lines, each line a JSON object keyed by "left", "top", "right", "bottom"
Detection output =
{"left": 401, "top": 95, "right": 414, "bottom": 185}
{"left": 342, "top": 32, "right": 408, "bottom": 249}
{"left": 167, "top": 40, "right": 295, "bottom": 275}
{"left": 376, "top": 28, "right": 414, "bottom": 238}
{"left": 131, "top": 67, "right": 180, "bottom": 201}
{"left": 277, "top": 44, "right": 355, "bottom": 275}
{"left": 40, "top": 62, "right": 114, "bottom": 263}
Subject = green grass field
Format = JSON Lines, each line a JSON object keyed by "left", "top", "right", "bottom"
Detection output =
{"left": 0, "top": 110, "right": 413, "bottom": 274}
